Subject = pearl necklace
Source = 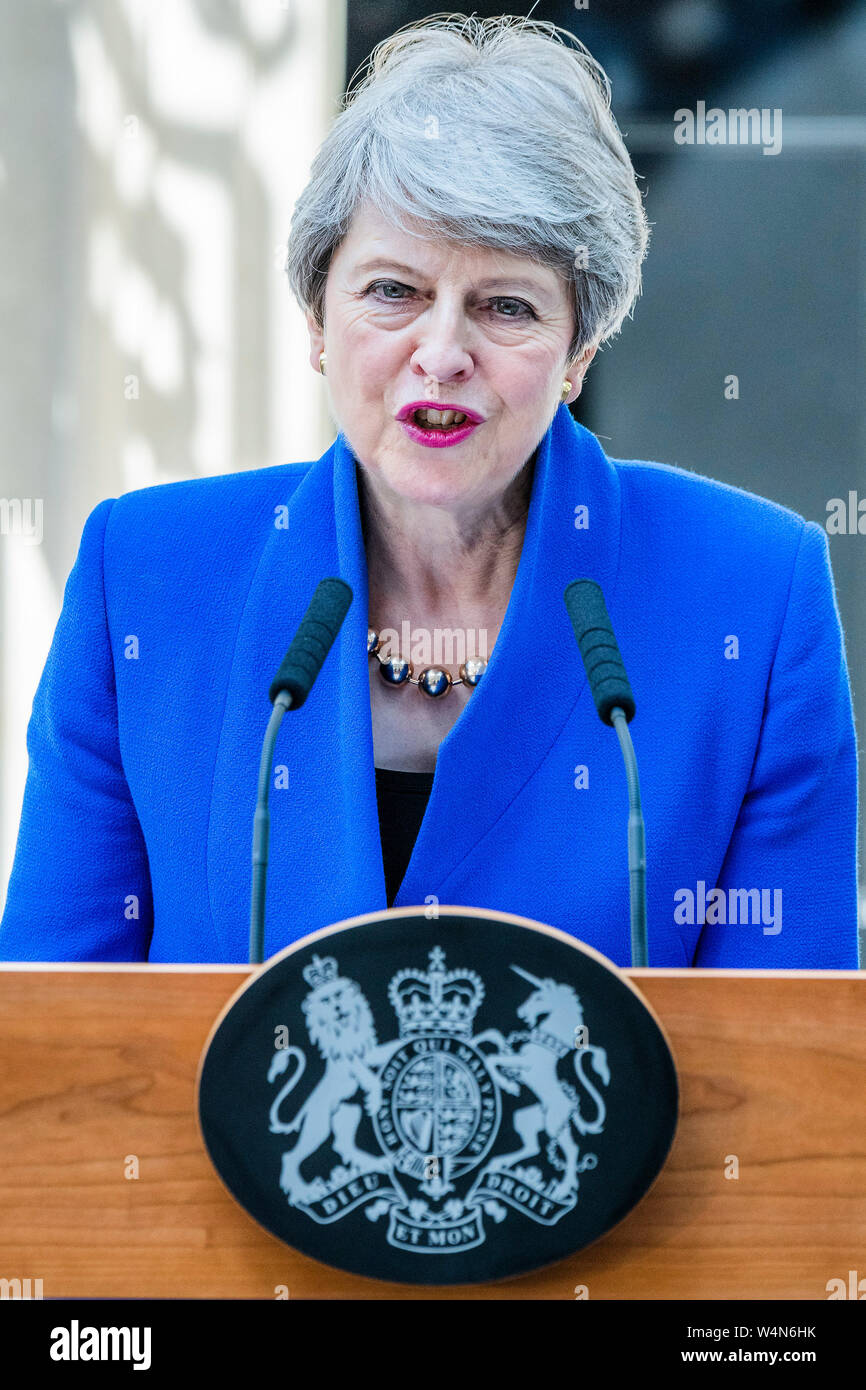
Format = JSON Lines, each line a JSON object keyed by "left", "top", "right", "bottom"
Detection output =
{"left": 367, "top": 627, "right": 488, "bottom": 699}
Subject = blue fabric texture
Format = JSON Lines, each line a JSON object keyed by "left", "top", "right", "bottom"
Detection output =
{"left": 0, "top": 405, "right": 859, "bottom": 965}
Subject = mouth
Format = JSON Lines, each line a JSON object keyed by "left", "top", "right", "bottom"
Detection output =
{"left": 396, "top": 403, "right": 484, "bottom": 449}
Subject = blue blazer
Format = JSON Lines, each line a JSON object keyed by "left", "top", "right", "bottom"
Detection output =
{"left": 0, "top": 405, "right": 859, "bottom": 966}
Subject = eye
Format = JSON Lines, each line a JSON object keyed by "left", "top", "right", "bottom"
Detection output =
{"left": 362, "top": 281, "right": 535, "bottom": 319}
{"left": 365, "top": 279, "right": 413, "bottom": 302}
{"left": 490, "top": 297, "right": 535, "bottom": 319}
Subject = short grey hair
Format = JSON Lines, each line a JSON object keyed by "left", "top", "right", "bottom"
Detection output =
{"left": 286, "top": 13, "right": 650, "bottom": 365}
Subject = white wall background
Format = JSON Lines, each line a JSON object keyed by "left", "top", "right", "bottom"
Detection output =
{"left": 0, "top": 0, "right": 346, "bottom": 911}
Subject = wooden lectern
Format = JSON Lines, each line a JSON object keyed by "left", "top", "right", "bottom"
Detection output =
{"left": 0, "top": 965, "right": 862, "bottom": 1300}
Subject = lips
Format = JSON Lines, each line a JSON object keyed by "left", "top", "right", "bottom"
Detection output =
{"left": 396, "top": 401, "right": 486, "bottom": 425}
{"left": 400, "top": 411, "right": 480, "bottom": 450}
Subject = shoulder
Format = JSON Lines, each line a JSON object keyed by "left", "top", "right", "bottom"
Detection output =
{"left": 609, "top": 454, "right": 824, "bottom": 588}
{"left": 612, "top": 454, "right": 808, "bottom": 544}
{"left": 97, "top": 460, "right": 314, "bottom": 573}
{"left": 106, "top": 459, "right": 313, "bottom": 532}
{"left": 600, "top": 456, "right": 845, "bottom": 682}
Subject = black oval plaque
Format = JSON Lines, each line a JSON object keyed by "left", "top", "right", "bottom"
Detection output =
{"left": 197, "top": 906, "right": 678, "bottom": 1285}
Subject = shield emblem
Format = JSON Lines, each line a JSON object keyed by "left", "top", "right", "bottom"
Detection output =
{"left": 198, "top": 906, "right": 678, "bottom": 1284}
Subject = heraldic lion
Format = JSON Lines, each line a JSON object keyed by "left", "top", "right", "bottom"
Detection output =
{"left": 268, "top": 968, "right": 398, "bottom": 1206}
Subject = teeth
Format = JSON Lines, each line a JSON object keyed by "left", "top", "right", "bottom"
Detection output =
{"left": 415, "top": 407, "right": 468, "bottom": 427}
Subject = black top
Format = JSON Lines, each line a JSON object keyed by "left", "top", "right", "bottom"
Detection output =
{"left": 374, "top": 766, "right": 435, "bottom": 906}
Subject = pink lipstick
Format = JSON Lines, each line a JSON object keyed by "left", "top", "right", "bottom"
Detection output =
{"left": 396, "top": 401, "right": 484, "bottom": 449}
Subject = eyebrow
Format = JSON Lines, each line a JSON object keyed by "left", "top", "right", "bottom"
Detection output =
{"left": 353, "top": 259, "right": 550, "bottom": 297}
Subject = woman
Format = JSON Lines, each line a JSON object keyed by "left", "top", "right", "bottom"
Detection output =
{"left": 0, "top": 16, "right": 858, "bottom": 966}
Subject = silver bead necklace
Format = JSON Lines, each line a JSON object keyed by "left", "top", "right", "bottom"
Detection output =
{"left": 367, "top": 628, "right": 488, "bottom": 699}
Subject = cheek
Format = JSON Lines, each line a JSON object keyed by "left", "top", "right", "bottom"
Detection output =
{"left": 498, "top": 335, "right": 563, "bottom": 381}
{"left": 347, "top": 331, "right": 403, "bottom": 391}
{"left": 494, "top": 359, "right": 559, "bottom": 412}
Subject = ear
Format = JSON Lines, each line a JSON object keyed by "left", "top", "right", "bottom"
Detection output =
{"left": 306, "top": 310, "right": 325, "bottom": 374}
{"left": 563, "top": 343, "right": 598, "bottom": 405}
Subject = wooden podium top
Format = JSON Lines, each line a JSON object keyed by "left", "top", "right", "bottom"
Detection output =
{"left": 0, "top": 965, "right": 863, "bottom": 1299}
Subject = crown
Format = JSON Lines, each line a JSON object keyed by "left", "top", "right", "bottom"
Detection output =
{"left": 302, "top": 954, "right": 339, "bottom": 990}
{"left": 388, "top": 946, "right": 484, "bottom": 1039}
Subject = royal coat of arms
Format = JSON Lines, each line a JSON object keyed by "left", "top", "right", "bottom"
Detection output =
{"left": 266, "top": 946, "right": 611, "bottom": 1253}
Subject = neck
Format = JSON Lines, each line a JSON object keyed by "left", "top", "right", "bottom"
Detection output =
{"left": 359, "top": 454, "right": 535, "bottom": 620}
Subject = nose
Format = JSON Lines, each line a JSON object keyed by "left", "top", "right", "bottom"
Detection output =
{"left": 409, "top": 296, "right": 475, "bottom": 386}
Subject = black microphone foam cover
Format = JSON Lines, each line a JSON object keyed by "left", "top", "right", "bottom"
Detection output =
{"left": 564, "top": 578, "right": 636, "bottom": 725}
{"left": 268, "top": 577, "right": 353, "bottom": 708}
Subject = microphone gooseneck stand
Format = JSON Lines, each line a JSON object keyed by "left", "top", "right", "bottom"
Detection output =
{"left": 249, "top": 578, "right": 353, "bottom": 965}
{"left": 564, "top": 579, "right": 648, "bottom": 968}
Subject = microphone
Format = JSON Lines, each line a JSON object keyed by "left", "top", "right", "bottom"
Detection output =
{"left": 250, "top": 578, "right": 353, "bottom": 964}
{"left": 564, "top": 580, "right": 647, "bottom": 967}
{"left": 268, "top": 577, "right": 354, "bottom": 708}
{"left": 563, "top": 579, "right": 635, "bottom": 725}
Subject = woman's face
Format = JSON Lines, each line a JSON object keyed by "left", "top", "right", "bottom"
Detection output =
{"left": 307, "top": 201, "right": 594, "bottom": 512}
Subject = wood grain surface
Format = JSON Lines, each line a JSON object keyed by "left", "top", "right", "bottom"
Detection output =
{"left": 0, "top": 965, "right": 863, "bottom": 1300}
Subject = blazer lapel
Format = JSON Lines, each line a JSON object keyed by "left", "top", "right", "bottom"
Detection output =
{"left": 207, "top": 436, "right": 382, "bottom": 961}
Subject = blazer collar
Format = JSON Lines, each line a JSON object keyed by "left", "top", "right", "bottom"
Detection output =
{"left": 207, "top": 403, "right": 622, "bottom": 960}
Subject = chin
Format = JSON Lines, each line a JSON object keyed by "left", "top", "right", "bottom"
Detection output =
{"left": 389, "top": 475, "right": 470, "bottom": 508}
{"left": 378, "top": 452, "right": 481, "bottom": 507}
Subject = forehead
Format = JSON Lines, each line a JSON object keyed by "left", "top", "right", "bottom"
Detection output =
{"left": 333, "top": 201, "right": 562, "bottom": 297}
